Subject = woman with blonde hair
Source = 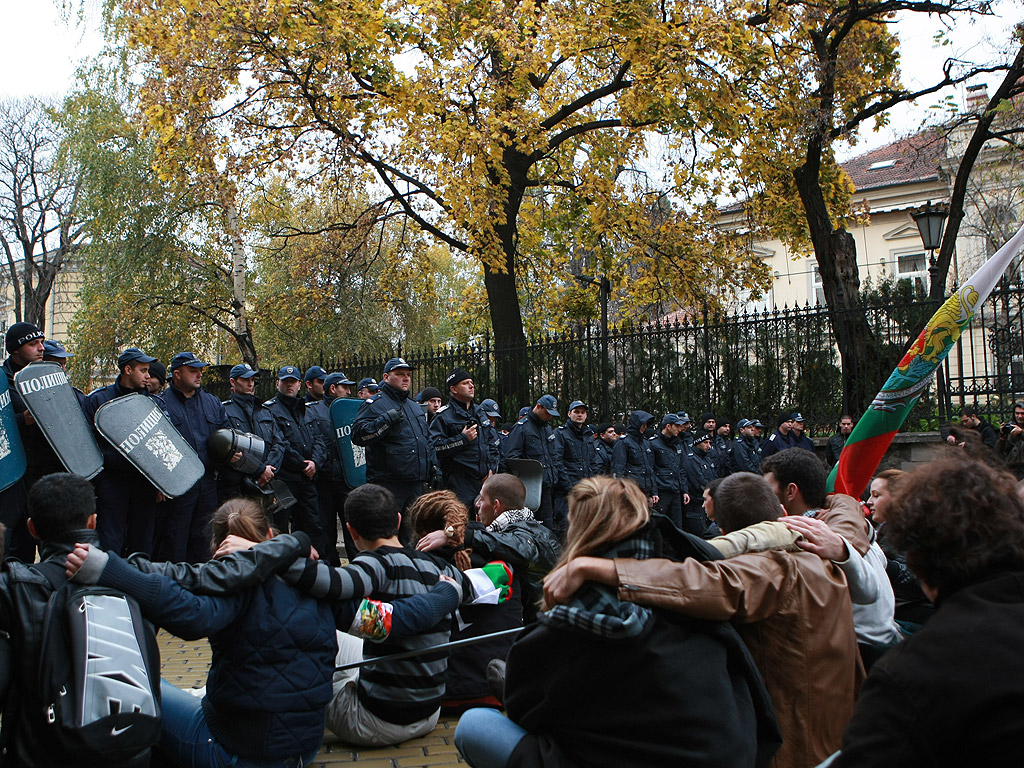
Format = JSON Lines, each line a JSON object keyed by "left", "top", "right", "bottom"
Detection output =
{"left": 454, "top": 476, "right": 779, "bottom": 768}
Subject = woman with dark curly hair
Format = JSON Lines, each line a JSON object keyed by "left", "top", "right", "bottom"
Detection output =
{"left": 830, "top": 456, "right": 1024, "bottom": 767}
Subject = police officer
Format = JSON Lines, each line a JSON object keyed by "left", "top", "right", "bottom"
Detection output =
{"left": 682, "top": 430, "right": 717, "bottom": 536}
{"left": 307, "top": 371, "right": 358, "bottom": 564}
{"left": 592, "top": 421, "right": 618, "bottom": 475}
{"left": 709, "top": 416, "right": 735, "bottom": 478}
{"left": 265, "top": 365, "right": 332, "bottom": 557}
{"left": 147, "top": 360, "right": 167, "bottom": 395}
{"left": 352, "top": 358, "right": 439, "bottom": 520}
{"left": 649, "top": 413, "right": 689, "bottom": 528}
{"left": 612, "top": 409, "right": 658, "bottom": 506}
{"left": 220, "top": 363, "right": 285, "bottom": 503}
{"left": 732, "top": 418, "right": 764, "bottom": 474}
{"left": 479, "top": 398, "right": 505, "bottom": 455}
{"left": 677, "top": 411, "right": 694, "bottom": 452}
{"left": 303, "top": 365, "right": 327, "bottom": 404}
{"left": 85, "top": 346, "right": 161, "bottom": 558}
{"left": 356, "top": 377, "right": 379, "bottom": 400}
{"left": 761, "top": 412, "right": 797, "bottom": 458}
{"left": 504, "top": 394, "right": 561, "bottom": 528}
{"left": 428, "top": 368, "right": 500, "bottom": 512}
{"left": 790, "top": 412, "right": 815, "bottom": 452}
{"left": 552, "top": 400, "right": 595, "bottom": 530}
{"left": 157, "top": 351, "right": 231, "bottom": 563}
{"left": 1, "top": 322, "right": 46, "bottom": 561}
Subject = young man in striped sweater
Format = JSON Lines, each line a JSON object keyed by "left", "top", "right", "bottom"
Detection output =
{"left": 285, "top": 483, "right": 477, "bottom": 747}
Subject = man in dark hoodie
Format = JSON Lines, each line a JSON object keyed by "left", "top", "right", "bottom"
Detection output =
{"left": 265, "top": 365, "right": 332, "bottom": 557}
{"left": 612, "top": 410, "right": 658, "bottom": 506}
{"left": 682, "top": 431, "right": 718, "bottom": 535}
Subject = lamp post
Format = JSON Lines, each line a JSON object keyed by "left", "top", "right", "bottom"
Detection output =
{"left": 574, "top": 273, "right": 611, "bottom": 419}
{"left": 910, "top": 200, "right": 949, "bottom": 299}
{"left": 910, "top": 200, "right": 950, "bottom": 420}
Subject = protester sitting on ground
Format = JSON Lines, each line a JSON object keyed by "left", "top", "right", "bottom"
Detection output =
{"left": 542, "top": 472, "right": 859, "bottom": 768}
{"left": 455, "top": 475, "right": 782, "bottom": 768}
{"left": 763, "top": 448, "right": 903, "bottom": 669}
{"left": 866, "top": 470, "right": 933, "bottom": 628}
{"left": 419, "top": 473, "right": 559, "bottom": 621}
{"left": 828, "top": 457, "right": 1024, "bottom": 767}
{"left": 409, "top": 490, "right": 521, "bottom": 713}
{"left": 65, "top": 496, "right": 463, "bottom": 768}
{"left": 220, "top": 484, "right": 479, "bottom": 748}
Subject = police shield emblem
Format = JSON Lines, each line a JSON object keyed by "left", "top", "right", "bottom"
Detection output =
{"left": 0, "top": 372, "right": 27, "bottom": 492}
{"left": 330, "top": 397, "right": 366, "bottom": 489}
{"left": 93, "top": 394, "right": 204, "bottom": 498}
{"left": 13, "top": 362, "right": 103, "bottom": 479}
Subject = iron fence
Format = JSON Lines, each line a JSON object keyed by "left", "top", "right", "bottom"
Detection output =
{"left": 203, "top": 285, "right": 1024, "bottom": 437}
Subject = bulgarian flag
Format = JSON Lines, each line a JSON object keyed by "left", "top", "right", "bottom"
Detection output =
{"left": 828, "top": 222, "right": 1024, "bottom": 496}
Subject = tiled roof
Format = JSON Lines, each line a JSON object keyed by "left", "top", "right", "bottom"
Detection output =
{"left": 840, "top": 129, "right": 945, "bottom": 191}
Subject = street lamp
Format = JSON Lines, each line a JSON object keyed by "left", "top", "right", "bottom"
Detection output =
{"left": 910, "top": 200, "right": 949, "bottom": 296}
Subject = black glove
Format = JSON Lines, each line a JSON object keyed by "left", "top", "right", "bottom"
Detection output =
{"left": 383, "top": 408, "right": 404, "bottom": 426}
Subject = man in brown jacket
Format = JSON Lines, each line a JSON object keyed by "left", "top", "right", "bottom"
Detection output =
{"left": 544, "top": 472, "right": 861, "bottom": 768}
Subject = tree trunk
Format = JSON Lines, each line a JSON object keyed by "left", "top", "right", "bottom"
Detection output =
{"left": 793, "top": 163, "right": 882, "bottom": 416}
{"left": 222, "top": 196, "right": 259, "bottom": 368}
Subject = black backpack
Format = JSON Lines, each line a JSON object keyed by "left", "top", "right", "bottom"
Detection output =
{"left": 10, "top": 561, "right": 162, "bottom": 764}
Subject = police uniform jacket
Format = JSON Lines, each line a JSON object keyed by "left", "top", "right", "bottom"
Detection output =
{"left": 553, "top": 421, "right": 595, "bottom": 494}
{"left": 306, "top": 396, "right": 344, "bottom": 481}
{"left": 265, "top": 393, "right": 328, "bottom": 483}
{"left": 85, "top": 379, "right": 156, "bottom": 474}
{"left": 683, "top": 447, "right": 717, "bottom": 507}
{"left": 709, "top": 434, "right": 734, "bottom": 478}
{"left": 761, "top": 428, "right": 795, "bottom": 458}
{"left": 792, "top": 433, "right": 815, "bottom": 453}
{"left": 222, "top": 393, "right": 287, "bottom": 477}
{"left": 429, "top": 398, "right": 500, "bottom": 482}
{"left": 732, "top": 435, "right": 764, "bottom": 474}
{"left": 612, "top": 411, "right": 656, "bottom": 497}
{"left": 352, "top": 381, "right": 437, "bottom": 484}
{"left": 161, "top": 384, "right": 231, "bottom": 474}
{"left": 593, "top": 440, "right": 614, "bottom": 476}
{"left": 649, "top": 431, "right": 687, "bottom": 497}
{"left": 504, "top": 411, "right": 559, "bottom": 487}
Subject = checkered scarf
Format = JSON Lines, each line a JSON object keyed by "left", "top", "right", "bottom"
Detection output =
{"left": 541, "top": 528, "right": 656, "bottom": 640}
{"left": 487, "top": 507, "right": 535, "bottom": 532}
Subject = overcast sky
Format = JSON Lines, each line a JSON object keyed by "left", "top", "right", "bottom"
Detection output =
{"left": 0, "top": 0, "right": 1018, "bottom": 153}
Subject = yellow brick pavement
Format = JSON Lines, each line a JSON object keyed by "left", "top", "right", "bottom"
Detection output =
{"left": 158, "top": 631, "right": 465, "bottom": 768}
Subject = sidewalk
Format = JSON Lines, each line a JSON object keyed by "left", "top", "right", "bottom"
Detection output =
{"left": 158, "top": 631, "right": 466, "bottom": 767}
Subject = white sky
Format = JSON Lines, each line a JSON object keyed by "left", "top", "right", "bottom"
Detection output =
{"left": 0, "top": 0, "right": 1018, "bottom": 145}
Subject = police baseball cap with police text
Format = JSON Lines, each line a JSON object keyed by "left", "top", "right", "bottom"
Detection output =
{"left": 118, "top": 347, "right": 158, "bottom": 369}
{"left": 480, "top": 399, "right": 501, "bottom": 418}
{"left": 568, "top": 400, "right": 588, "bottom": 412}
{"left": 278, "top": 366, "right": 301, "bottom": 380}
{"left": 536, "top": 394, "right": 559, "bottom": 417}
{"left": 358, "top": 377, "right": 378, "bottom": 390}
{"left": 230, "top": 363, "right": 258, "bottom": 379}
{"left": 383, "top": 358, "right": 414, "bottom": 374}
{"left": 170, "top": 352, "right": 210, "bottom": 371}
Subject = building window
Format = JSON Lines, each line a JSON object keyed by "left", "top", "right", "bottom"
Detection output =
{"left": 893, "top": 248, "right": 929, "bottom": 295}
{"left": 812, "top": 267, "right": 826, "bottom": 306}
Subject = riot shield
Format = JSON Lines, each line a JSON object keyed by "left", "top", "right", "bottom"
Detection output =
{"left": 329, "top": 397, "right": 366, "bottom": 489}
{"left": 505, "top": 458, "right": 544, "bottom": 512}
{"left": 13, "top": 362, "right": 103, "bottom": 479}
{"left": 93, "top": 394, "right": 205, "bottom": 498}
{"left": 0, "top": 372, "right": 26, "bottom": 492}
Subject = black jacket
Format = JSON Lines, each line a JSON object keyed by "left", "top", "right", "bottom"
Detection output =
{"left": 552, "top": 421, "right": 595, "bottom": 494}
{"left": 649, "top": 431, "right": 686, "bottom": 496}
{"left": 352, "top": 381, "right": 437, "bottom": 483}
{"left": 593, "top": 440, "right": 615, "bottom": 475}
{"left": 0, "top": 529, "right": 151, "bottom": 768}
{"left": 683, "top": 447, "right": 717, "bottom": 514}
{"left": 264, "top": 393, "right": 328, "bottom": 482}
{"left": 160, "top": 384, "right": 231, "bottom": 472}
{"left": 733, "top": 435, "right": 764, "bottom": 474}
{"left": 826, "top": 433, "right": 848, "bottom": 468}
{"left": 709, "top": 434, "right": 734, "bottom": 478}
{"left": 306, "top": 396, "right": 344, "bottom": 481}
{"left": 834, "top": 571, "right": 1024, "bottom": 768}
{"left": 85, "top": 379, "right": 157, "bottom": 476}
{"left": 428, "top": 398, "right": 500, "bottom": 482}
{"left": 611, "top": 411, "right": 655, "bottom": 496}
{"left": 222, "top": 393, "right": 287, "bottom": 480}
{"left": 505, "top": 411, "right": 559, "bottom": 487}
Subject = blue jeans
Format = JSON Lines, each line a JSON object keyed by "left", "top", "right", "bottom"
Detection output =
{"left": 454, "top": 708, "right": 528, "bottom": 768}
{"left": 159, "top": 680, "right": 319, "bottom": 768}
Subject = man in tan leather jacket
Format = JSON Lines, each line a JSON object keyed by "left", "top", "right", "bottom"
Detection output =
{"left": 544, "top": 472, "right": 862, "bottom": 768}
